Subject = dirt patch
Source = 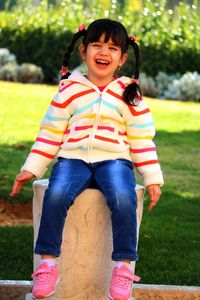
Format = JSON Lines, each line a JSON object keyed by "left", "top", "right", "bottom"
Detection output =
{"left": 0, "top": 199, "right": 33, "bottom": 226}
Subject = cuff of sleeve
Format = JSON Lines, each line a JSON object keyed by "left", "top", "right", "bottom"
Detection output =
{"left": 142, "top": 170, "right": 164, "bottom": 187}
{"left": 21, "top": 153, "right": 49, "bottom": 179}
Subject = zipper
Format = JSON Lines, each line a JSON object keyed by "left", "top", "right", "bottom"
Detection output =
{"left": 87, "top": 92, "right": 103, "bottom": 162}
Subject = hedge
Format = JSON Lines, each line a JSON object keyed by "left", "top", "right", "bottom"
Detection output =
{"left": 0, "top": 28, "right": 81, "bottom": 82}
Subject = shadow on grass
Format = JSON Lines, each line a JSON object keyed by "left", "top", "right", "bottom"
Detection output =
{"left": 0, "top": 226, "right": 33, "bottom": 280}
{"left": 138, "top": 191, "right": 200, "bottom": 286}
{"left": 155, "top": 129, "right": 200, "bottom": 146}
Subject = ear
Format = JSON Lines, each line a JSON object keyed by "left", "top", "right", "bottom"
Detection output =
{"left": 79, "top": 44, "right": 86, "bottom": 60}
{"left": 119, "top": 53, "right": 128, "bottom": 68}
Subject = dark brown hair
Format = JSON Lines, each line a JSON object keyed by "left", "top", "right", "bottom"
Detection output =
{"left": 61, "top": 19, "right": 141, "bottom": 106}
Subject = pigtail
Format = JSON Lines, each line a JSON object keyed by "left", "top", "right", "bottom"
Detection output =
{"left": 123, "top": 36, "right": 141, "bottom": 106}
{"left": 60, "top": 27, "right": 87, "bottom": 80}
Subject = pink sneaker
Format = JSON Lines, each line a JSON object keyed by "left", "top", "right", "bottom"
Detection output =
{"left": 108, "top": 265, "right": 134, "bottom": 300}
{"left": 32, "top": 262, "right": 60, "bottom": 299}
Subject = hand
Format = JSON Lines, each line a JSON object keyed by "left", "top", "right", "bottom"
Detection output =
{"left": 147, "top": 184, "right": 161, "bottom": 211}
{"left": 10, "top": 170, "right": 35, "bottom": 197}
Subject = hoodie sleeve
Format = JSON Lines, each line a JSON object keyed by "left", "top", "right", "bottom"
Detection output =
{"left": 21, "top": 91, "right": 70, "bottom": 178}
{"left": 124, "top": 96, "right": 164, "bottom": 187}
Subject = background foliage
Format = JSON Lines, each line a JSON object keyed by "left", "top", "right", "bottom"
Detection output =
{"left": 0, "top": 0, "right": 200, "bottom": 82}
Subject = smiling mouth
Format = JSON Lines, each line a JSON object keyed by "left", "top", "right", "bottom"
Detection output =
{"left": 96, "top": 59, "right": 110, "bottom": 65}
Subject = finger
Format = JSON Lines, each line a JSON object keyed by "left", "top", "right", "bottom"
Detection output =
{"left": 152, "top": 191, "right": 161, "bottom": 205}
{"left": 147, "top": 192, "right": 161, "bottom": 211}
{"left": 148, "top": 188, "right": 157, "bottom": 203}
{"left": 10, "top": 180, "right": 23, "bottom": 197}
{"left": 147, "top": 200, "right": 156, "bottom": 211}
{"left": 10, "top": 176, "right": 26, "bottom": 197}
{"left": 148, "top": 187, "right": 161, "bottom": 203}
{"left": 148, "top": 189, "right": 155, "bottom": 202}
{"left": 10, "top": 171, "right": 34, "bottom": 197}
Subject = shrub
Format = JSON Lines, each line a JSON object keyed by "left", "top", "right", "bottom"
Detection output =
{"left": 155, "top": 72, "right": 180, "bottom": 99}
{"left": 0, "top": 48, "right": 17, "bottom": 81}
{"left": 0, "top": 48, "right": 44, "bottom": 83}
{"left": 164, "top": 72, "right": 200, "bottom": 102}
{"left": 0, "top": 48, "right": 16, "bottom": 66}
{"left": 139, "top": 72, "right": 157, "bottom": 98}
{"left": 0, "top": 48, "right": 18, "bottom": 81}
{"left": 17, "top": 63, "right": 44, "bottom": 83}
{"left": 138, "top": 70, "right": 200, "bottom": 102}
{"left": 0, "top": 62, "right": 18, "bottom": 81}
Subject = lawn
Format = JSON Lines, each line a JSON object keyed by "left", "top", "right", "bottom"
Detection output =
{"left": 0, "top": 81, "right": 200, "bottom": 285}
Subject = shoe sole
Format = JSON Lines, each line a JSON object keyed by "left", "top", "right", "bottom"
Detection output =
{"left": 32, "top": 276, "right": 60, "bottom": 299}
{"left": 107, "top": 291, "right": 132, "bottom": 300}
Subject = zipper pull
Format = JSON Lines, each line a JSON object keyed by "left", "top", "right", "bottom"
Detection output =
{"left": 98, "top": 96, "right": 102, "bottom": 103}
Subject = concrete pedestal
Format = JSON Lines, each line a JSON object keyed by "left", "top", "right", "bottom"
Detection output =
{"left": 26, "top": 179, "right": 145, "bottom": 300}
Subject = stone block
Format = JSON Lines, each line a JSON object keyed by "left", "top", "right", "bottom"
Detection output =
{"left": 26, "top": 179, "right": 145, "bottom": 300}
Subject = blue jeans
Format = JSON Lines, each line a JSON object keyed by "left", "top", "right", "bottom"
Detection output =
{"left": 34, "top": 158, "right": 138, "bottom": 261}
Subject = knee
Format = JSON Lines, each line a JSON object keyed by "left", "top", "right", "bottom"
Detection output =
{"left": 112, "top": 189, "right": 137, "bottom": 210}
{"left": 43, "top": 186, "right": 72, "bottom": 211}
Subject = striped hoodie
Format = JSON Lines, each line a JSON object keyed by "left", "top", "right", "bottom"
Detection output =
{"left": 21, "top": 70, "right": 164, "bottom": 187}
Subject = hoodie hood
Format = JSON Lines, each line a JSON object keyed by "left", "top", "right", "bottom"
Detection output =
{"left": 61, "top": 69, "right": 133, "bottom": 91}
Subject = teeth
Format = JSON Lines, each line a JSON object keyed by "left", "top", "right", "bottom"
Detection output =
{"left": 96, "top": 60, "right": 109, "bottom": 65}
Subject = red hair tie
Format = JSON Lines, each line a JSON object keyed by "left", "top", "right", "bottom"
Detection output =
{"left": 130, "top": 35, "right": 138, "bottom": 43}
{"left": 60, "top": 66, "right": 68, "bottom": 76}
{"left": 132, "top": 78, "right": 139, "bottom": 84}
{"left": 78, "top": 24, "right": 86, "bottom": 32}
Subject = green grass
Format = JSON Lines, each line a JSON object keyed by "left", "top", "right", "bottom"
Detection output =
{"left": 0, "top": 81, "right": 200, "bottom": 285}
{"left": 0, "top": 226, "right": 33, "bottom": 280}
{"left": 0, "top": 81, "right": 56, "bottom": 202}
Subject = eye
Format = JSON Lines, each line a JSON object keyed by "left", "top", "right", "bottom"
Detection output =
{"left": 109, "top": 45, "right": 120, "bottom": 51}
{"left": 91, "top": 43, "right": 101, "bottom": 48}
{"left": 110, "top": 47, "right": 118, "bottom": 51}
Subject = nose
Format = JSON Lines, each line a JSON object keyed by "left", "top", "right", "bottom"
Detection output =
{"left": 99, "top": 45, "right": 109, "bottom": 55}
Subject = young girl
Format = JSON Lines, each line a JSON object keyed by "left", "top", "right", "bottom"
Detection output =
{"left": 11, "top": 19, "right": 164, "bottom": 300}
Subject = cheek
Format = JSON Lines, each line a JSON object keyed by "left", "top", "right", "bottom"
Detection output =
{"left": 85, "top": 49, "right": 94, "bottom": 61}
{"left": 114, "top": 54, "right": 123, "bottom": 64}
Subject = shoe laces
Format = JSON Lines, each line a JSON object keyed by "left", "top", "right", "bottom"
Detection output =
{"left": 35, "top": 271, "right": 51, "bottom": 283}
{"left": 114, "top": 274, "right": 131, "bottom": 288}
{"left": 113, "top": 268, "right": 134, "bottom": 288}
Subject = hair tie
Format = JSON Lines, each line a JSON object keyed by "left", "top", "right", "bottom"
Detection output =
{"left": 130, "top": 35, "right": 138, "bottom": 43}
{"left": 78, "top": 24, "right": 86, "bottom": 32}
{"left": 60, "top": 66, "right": 68, "bottom": 76}
{"left": 132, "top": 78, "right": 139, "bottom": 84}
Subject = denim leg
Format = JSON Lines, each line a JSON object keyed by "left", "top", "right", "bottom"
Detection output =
{"left": 93, "top": 159, "right": 138, "bottom": 261}
{"left": 34, "top": 158, "right": 93, "bottom": 256}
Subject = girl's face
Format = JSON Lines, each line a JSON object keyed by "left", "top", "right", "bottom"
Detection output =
{"left": 79, "top": 34, "right": 128, "bottom": 86}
